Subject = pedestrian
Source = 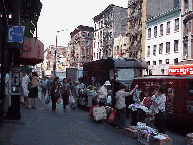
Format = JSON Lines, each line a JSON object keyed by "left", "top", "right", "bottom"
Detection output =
{"left": 71, "top": 81, "right": 79, "bottom": 109}
{"left": 50, "top": 77, "right": 60, "bottom": 111}
{"left": 47, "top": 77, "right": 53, "bottom": 95}
{"left": 125, "top": 85, "right": 134, "bottom": 119}
{"left": 22, "top": 71, "right": 30, "bottom": 108}
{"left": 41, "top": 78, "right": 47, "bottom": 99}
{"left": 28, "top": 71, "right": 39, "bottom": 109}
{"left": 115, "top": 84, "right": 138, "bottom": 129}
{"left": 61, "top": 78, "right": 70, "bottom": 112}
{"left": 97, "top": 81, "right": 112, "bottom": 107}
{"left": 151, "top": 85, "right": 166, "bottom": 134}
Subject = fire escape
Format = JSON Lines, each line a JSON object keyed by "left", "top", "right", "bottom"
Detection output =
{"left": 128, "top": 0, "right": 142, "bottom": 60}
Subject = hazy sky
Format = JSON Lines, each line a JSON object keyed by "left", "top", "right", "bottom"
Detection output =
{"left": 35, "top": 0, "right": 128, "bottom": 49}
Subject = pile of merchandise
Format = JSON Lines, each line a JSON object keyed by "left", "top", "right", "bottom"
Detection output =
{"left": 129, "top": 103, "right": 149, "bottom": 113}
{"left": 136, "top": 122, "right": 172, "bottom": 145}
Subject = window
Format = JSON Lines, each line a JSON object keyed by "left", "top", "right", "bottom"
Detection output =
{"left": 94, "top": 42, "right": 95, "bottom": 48}
{"left": 184, "top": 43, "right": 188, "bottom": 59}
{"left": 175, "top": 18, "right": 179, "bottom": 31}
{"left": 154, "top": 26, "right": 157, "bottom": 37}
{"left": 147, "top": 61, "right": 150, "bottom": 65}
{"left": 98, "top": 32, "right": 99, "bottom": 39}
{"left": 174, "top": 58, "right": 178, "bottom": 65}
{"left": 160, "top": 24, "right": 163, "bottom": 36}
{"left": 167, "top": 21, "right": 170, "bottom": 34}
{"left": 185, "top": 22, "right": 188, "bottom": 35}
{"left": 95, "top": 24, "right": 96, "bottom": 30}
{"left": 94, "top": 52, "right": 95, "bottom": 59}
{"left": 166, "top": 42, "right": 170, "bottom": 53}
{"left": 100, "top": 31, "right": 102, "bottom": 39}
{"left": 95, "top": 33, "right": 96, "bottom": 37}
{"left": 174, "top": 40, "right": 179, "bottom": 52}
{"left": 147, "top": 46, "right": 150, "bottom": 57}
{"left": 166, "top": 59, "right": 169, "bottom": 64}
{"left": 83, "top": 31, "right": 86, "bottom": 37}
{"left": 101, "top": 20, "right": 103, "bottom": 27}
{"left": 153, "top": 45, "right": 157, "bottom": 56}
{"left": 99, "top": 52, "right": 101, "bottom": 59}
{"left": 148, "top": 28, "right": 151, "bottom": 39}
{"left": 117, "top": 46, "right": 119, "bottom": 50}
{"left": 88, "top": 32, "right": 89, "bottom": 37}
{"left": 161, "top": 69, "right": 164, "bottom": 75}
{"left": 153, "top": 61, "right": 156, "bottom": 65}
{"left": 97, "top": 53, "right": 98, "bottom": 59}
{"left": 184, "top": 0, "right": 189, "bottom": 10}
{"left": 159, "top": 43, "right": 163, "bottom": 54}
{"left": 99, "top": 22, "right": 100, "bottom": 28}
{"left": 98, "top": 42, "right": 99, "bottom": 48}
{"left": 159, "top": 60, "right": 162, "bottom": 64}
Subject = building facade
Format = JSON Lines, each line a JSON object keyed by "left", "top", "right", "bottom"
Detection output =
{"left": 181, "top": 0, "right": 193, "bottom": 64}
{"left": 127, "top": 0, "right": 145, "bottom": 60}
{"left": 70, "top": 25, "right": 94, "bottom": 68}
{"left": 145, "top": 7, "right": 182, "bottom": 75}
{"left": 113, "top": 34, "right": 130, "bottom": 58}
{"left": 43, "top": 45, "right": 67, "bottom": 71}
{"left": 93, "top": 4, "right": 128, "bottom": 61}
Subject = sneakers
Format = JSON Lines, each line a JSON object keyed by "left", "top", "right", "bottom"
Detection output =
{"left": 32, "top": 106, "right": 36, "bottom": 109}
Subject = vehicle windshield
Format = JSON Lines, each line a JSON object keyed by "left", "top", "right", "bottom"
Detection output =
{"left": 117, "top": 68, "right": 134, "bottom": 81}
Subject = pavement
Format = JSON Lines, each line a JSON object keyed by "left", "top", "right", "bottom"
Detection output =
{"left": 0, "top": 89, "right": 187, "bottom": 145}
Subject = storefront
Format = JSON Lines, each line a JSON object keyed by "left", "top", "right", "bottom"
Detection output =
{"left": 168, "top": 64, "right": 193, "bottom": 75}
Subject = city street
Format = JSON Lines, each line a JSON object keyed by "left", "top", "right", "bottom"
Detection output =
{"left": 0, "top": 91, "right": 186, "bottom": 145}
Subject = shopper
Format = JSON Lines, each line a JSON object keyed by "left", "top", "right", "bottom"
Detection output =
{"left": 28, "top": 71, "right": 39, "bottom": 109}
{"left": 22, "top": 71, "right": 30, "bottom": 107}
{"left": 41, "top": 78, "right": 47, "bottom": 99}
{"left": 97, "top": 81, "right": 112, "bottom": 107}
{"left": 115, "top": 84, "right": 138, "bottom": 129}
{"left": 151, "top": 85, "right": 166, "bottom": 134}
{"left": 50, "top": 77, "right": 60, "bottom": 111}
{"left": 61, "top": 78, "right": 70, "bottom": 112}
{"left": 71, "top": 81, "right": 79, "bottom": 109}
{"left": 47, "top": 78, "right": 53, "bottom": 95}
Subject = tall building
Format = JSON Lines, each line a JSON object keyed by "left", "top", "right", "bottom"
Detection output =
{"left": 181, "top": 0, "right": 193, "bottom": 64}
{"left": 145, "top": 7, "right": 181, "bottom": 75}
{"left": 70, "top": 25, "right": 94, "bottom": 68}
{"left": 93, "top": 4, "right": 128, "bottom": 60}
{"left": 127, "top": 0, "right": 146, "bottom": 60}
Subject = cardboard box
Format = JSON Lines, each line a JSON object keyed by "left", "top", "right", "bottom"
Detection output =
{"left": 149, "top": 135, "right": 172, "bottom": 145}
{"left": 125, "top": 128, "right": 138, "bottom": 139}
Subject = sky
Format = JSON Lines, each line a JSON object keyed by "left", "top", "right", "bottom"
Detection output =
{"left": 35, "top": 0, "right": 128, "bottom": 49}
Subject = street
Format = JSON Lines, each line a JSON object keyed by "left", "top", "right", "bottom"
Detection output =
{"left": 0, "top": 91, "right": 186, "bottom": 145}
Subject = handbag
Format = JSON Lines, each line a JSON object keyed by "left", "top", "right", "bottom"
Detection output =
{"left": 45, "top": 96, "right": 51, "bottom": 104}
{"left": 99, "top": 98, "right": 107, "bottom": 104}
{"left": 57, "top": 98, "right": 61, "bottom": 104}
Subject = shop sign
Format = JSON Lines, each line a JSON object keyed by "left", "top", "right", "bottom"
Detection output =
{"left": 168, "top": 64, "right": 193, "bottom": 75}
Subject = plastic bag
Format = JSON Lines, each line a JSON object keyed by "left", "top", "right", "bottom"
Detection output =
{"left": 107, "top": 109, "right": 116, "bottom": 123}
{"left": 70, "top": 94, "right": 75, "bottom": 105}
{"left": 57, "top": 98, "right": 61, "bottom": 104}
{"left": 89, "top": 105, "right": 99, "bottom": 118}
{"left": 45, "top": 96, "right": 50, "bottom": 104}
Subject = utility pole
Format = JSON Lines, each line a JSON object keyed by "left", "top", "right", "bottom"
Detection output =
{"left": 0, "top": 0, "right": 8, "bottom": 119}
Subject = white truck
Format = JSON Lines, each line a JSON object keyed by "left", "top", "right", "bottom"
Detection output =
{"left": 56, "top": 71, "right": 66, "bottom": 82}
{"left": 66, "top": 67, "right": 83, "bottom": 82}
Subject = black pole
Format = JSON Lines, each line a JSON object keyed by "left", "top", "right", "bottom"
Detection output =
{"left": 1, "top": 0, "right": 8, "bottom": 118}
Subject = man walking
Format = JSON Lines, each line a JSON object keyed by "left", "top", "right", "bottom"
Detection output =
{"left": 41, "top": 78, "right": 47, "bottom": 99}
{"left": 47, "top": 78, "right": 53, "bottom": 95}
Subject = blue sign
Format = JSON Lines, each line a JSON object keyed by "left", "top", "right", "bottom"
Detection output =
{"left": 7, "top": 25, "right": 25, "bottom": 43}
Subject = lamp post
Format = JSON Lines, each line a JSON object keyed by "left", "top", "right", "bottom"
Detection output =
{"left": 53, "top": 29, "right": 68, "bottom": 80}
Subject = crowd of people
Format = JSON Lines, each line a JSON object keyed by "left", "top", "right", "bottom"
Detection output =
{"left": 96, "top": 80, "right": 167, "bottom": 134}
{"left": 21, "top": 71, "right": 167, "bottom": 134}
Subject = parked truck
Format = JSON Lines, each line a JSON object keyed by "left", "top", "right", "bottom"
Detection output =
{"left": 56, "top": 70, "right": 66, "bottom": 82}
{"left": 66, "top": 67, "right": 83, "bottom": 83}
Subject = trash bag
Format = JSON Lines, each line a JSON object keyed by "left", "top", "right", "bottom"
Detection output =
{"left": 45, "top": 96, "right": 50, "bottom": 104}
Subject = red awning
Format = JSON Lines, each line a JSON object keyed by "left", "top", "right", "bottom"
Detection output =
{"left": 19, "top": 37, "right": 44, "bottom": 65}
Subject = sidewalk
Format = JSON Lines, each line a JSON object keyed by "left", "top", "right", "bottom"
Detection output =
{"left": 0, "top": 92, "right": 72, "bottom": 145}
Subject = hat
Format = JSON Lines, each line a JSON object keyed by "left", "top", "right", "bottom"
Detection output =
{"left": 104, "top": 81, "right": 111, "bottom": 86}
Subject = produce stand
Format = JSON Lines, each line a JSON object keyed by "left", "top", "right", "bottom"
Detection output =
{"left": 78, "top": 86, "right": 98, "bottom": 109}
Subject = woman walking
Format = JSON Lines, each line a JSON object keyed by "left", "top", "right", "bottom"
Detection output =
{"left": 50, "top": 77, "right": 60, "bottom": 111}
{"left": 61, "top": 78, "right": 70, "bottom": 112}
{"left": 28, "top": 71, "right": 39, "bottom": 109}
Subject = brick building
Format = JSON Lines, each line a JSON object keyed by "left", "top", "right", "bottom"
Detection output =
{"left": 93, "top": 4, "right": 128, "bottom": 60}
{"left": 70, "top": 25, "right": 94, "bottom": 68}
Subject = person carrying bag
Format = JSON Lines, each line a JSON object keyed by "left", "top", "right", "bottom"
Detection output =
{"left": 50, "top": 77, "right": 60, "bottom": 111}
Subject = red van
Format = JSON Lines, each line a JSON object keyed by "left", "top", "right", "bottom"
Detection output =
{"left": 130, "top": 75, "right": 193, "bottom": 128}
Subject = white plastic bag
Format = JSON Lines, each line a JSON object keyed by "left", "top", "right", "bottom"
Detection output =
{"left": 93, "top": 106, "right": 107, "bottom": 121}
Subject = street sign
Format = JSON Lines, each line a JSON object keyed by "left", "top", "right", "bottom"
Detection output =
{"left": 7, "top": 25, "right": 25, "bottom": 43}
